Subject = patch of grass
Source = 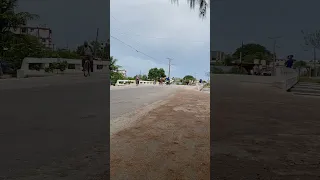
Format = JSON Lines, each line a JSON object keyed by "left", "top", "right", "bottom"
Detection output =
{"left": 299, "top": 77, "right": 320, "bottom": 83}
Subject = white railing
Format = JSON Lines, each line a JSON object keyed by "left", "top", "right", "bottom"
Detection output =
{"left": 17, "top": 57, "right": 109, "bottom": 78}
{"left": 115, "top": 80, "right": 157, "bottom": 86}
{"left": 275, "top": 67, "right": 298, "bottom": 90}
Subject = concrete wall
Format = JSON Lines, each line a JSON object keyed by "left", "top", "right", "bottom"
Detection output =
{"left": 116, "top": 80, "right": 157, "bottom": 86}
{"left": 275, "top": 67, "right": 298, "bottom": 90}
{"left": 17, "top": 57, "right": 109, "bottom": 78}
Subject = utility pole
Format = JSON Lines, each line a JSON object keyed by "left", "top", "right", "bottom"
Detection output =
{"left": 167, "top": 58, "right": 172, "bottom": 78}
{"left": 94, "top": 28, "right": 99, "bottom": 58}
{"left": 313, "top": 47, "right": 317, "bottom": 76}
{"left": 240, "top": 41, "right": 243, "bottom": 69}
{"left": 268, "top": 36, "right": 282, "bottom": 76}
{"left": 240, "top": 41, "right": 243, "bottom": 63}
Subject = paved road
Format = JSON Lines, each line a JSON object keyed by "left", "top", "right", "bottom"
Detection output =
{"left": 0, "top": 75, "right": 180, "bottom": 179}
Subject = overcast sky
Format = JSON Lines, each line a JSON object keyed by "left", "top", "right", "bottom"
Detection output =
{"left": 211, "top": 0, "right": 320, "bottom": 61}
{"left": 110, "top": 0, "right": 209, "bottom": 79}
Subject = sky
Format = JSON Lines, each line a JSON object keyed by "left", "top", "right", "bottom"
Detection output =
{"left": 211, "top": 0, "right": 320, "bottom": 61}
{"left": 110, "top": 0, "right": 210, "bottom": 79}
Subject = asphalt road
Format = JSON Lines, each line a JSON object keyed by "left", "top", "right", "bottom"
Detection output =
{"left": 0, "top": 75, "right": 179, "bottom": 179}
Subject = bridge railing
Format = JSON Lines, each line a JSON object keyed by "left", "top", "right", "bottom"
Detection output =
{"left": 115, "top": 80, "right": 156, "bottom": 86}
{"left": 17, "top": 57, "right": 109, "bottom": 78}
{"left": 275, "top": 67, "right": 298, "bottom": 90}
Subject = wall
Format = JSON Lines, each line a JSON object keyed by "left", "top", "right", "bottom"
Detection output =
{"left": 17, "top": 57, "right": 109, "bottom": 78}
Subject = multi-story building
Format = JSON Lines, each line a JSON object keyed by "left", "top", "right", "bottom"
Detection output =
{"left": 211, "top": 51, "right": 225, "bottom": 62}
{"left": 10, "top": 25, "right": 52, "bottom": 48}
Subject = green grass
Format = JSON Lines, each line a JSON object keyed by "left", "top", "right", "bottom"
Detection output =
{"left": 299, "top": 77, "right": 320, "bottom": 83}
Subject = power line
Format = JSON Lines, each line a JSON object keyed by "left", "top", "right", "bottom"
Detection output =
{"left": 111, "top": 35, "right": 167, "bottom": 64}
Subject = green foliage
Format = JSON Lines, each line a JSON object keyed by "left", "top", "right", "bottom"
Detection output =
{"left": 48, "top": 49, "right": 80, "bottom": 59}
{"left": 110, "top": 72, "right": 125, "bottom": 85}
{"left": 294, "top": 60, "right": 307, "bottom": 68}
{"left": 229, "top": 66, "right": 248, "bottom": 74}
{"left": 148, "top": 68, "right": 166, "bottom": 80}
{"left": 233, "top": 43, "right": 272, "bottom": 63}
{"left": 171, "top": 0, "right": 208, "bottom": 18}
{"left": 44, "top": 61, "right": 68, "bottom": 73}
{"left": 141, "top": 74, "right": 148, "bottom": 81}
{"left": 76, "top": 41, "right": 108, "bottom": 59}
{"left": 223, "top": 55, "right": 233, "bottom": 66}
{"left": 212, "top": 67, "right": 224, "bottom": 74}
{"left": 183, "top": 75, "right": 195, "bottom": 80}
{"left": 126, "top": 76, "right": 135, "bottom": 80}
{"left": 109, "top": 56, "right": 122, "bottom": 71}
{"left": 0, "top": 0, "right": 39, "bottom": 33}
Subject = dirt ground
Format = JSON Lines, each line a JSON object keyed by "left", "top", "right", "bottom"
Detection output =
{"left": 211, "top": 82, "right": 320, "bottom": 180}
{"left": 110, "top": 89, "right": 210, "bottom": 180}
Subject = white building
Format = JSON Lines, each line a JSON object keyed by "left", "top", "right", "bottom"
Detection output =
{"left": 113, "top": 69, "right": 127, "bottom": 77}
{"left": 10, "top": 25, "right": 52, "bottom": 48}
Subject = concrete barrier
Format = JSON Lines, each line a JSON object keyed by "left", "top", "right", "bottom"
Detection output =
{"left": 17, "top": 57, "right": 109, "bottom": 78}
{"left": 115, "top": 80, "right": 157, "bottom": 86}
{"left": 275, "top": 67, "right": 298, "bottom": 91}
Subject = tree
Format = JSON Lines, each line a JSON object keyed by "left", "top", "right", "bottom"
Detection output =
{"left": 223, "top": 54, "right": 233, "bottom": 66}
{"left": 183, "top": 75, "right": 195, "bottom": 80}
{"left": 141, "top": 74, "right": 148, "bottom": 81}
{"left": 3, "top": 34, "right": 48, "bottom": 72}
{"left": 301, "top": 30, "right": 320, "bottom": 76}
{"left": 233, "top": 43, "right": 272, "bottom": 64}
{"left": 148, "top": 68, "right": 166, "bottom": 80}
{"left": 171, "top": 0, "right": 209, "bottom": 18}
{"left": 294, "top": 60, "right": 307, "bottom": 78}
{"left": 110, "top": 71, "right": 125, "bottom": 85}
{"left": 182, "top": 75, "right": 195, "bottom": 85}
{"left": 109, "top": 56, "right": 122, "bottom": 72}
{"left": 76, "top": 41, "right": 108, "bottom": 60}
{"left": 0, "top": 0, "right": 39, "bottom": 34}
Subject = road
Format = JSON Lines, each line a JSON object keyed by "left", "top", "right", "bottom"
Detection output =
{"left": 0, "top": 75, "right": 180, "bottom": 179}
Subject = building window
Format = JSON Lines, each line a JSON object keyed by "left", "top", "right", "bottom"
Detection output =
{"left": 30, "top": 28, "right": 34, "bottom": 32}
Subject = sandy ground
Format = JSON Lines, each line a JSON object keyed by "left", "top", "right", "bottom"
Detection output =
{"left": 110, "top": 89, "right": 210, "bottom": 180}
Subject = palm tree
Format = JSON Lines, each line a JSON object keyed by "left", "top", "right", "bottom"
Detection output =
{"left": 109, "top": 56, "right": 122, "bottom": 71}
{"left": 171, "top": 0, "right": 209, "bottom": 18}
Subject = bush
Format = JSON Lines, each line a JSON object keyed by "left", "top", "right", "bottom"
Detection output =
{"left": 229, "top": 66, "right": 247, "bottom": 74}
{"left": 212, "top": 67, "right": 224, "bottom": 74}
{"left": 44, "top": 61, "right": 68, "bottom": 73}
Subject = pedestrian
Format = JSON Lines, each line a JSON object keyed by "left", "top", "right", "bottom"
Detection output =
{"left": 285, "top": 55, "right": 294, "bottom": 68}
